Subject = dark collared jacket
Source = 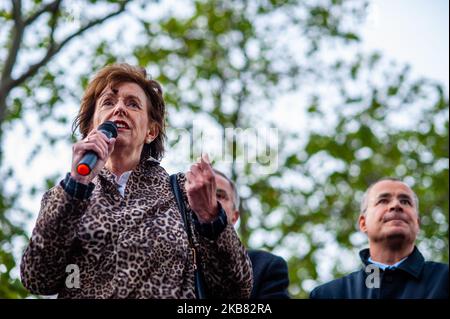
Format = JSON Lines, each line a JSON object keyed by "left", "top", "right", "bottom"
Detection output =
{"left": 310, "top": 246, "right": 448, "bottom": 299}
{"left": 249, "top": 250, "right": 290, "bottom": 299}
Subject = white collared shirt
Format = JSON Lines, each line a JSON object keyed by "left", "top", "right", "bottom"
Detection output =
{"left": 113, "top": 170, "right": 132, "bottom": 197}
{"left": 368, "top": 256, "right": 408, "bottom": 270}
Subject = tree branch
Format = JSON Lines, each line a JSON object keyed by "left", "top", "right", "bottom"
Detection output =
{"left": 9, "top": 1, "right": 130, "bottom": 89}
{"left": 48, "top": 0, "right": 62, "bottom": 48}
{"left": 57, "top": 0, "right": 130, "bottom": 53}
{"left": 24, "top": 0, "right": 61, "bottom": 26}
{"left": 1, "top": 0, "right": 24, "bottom": 88}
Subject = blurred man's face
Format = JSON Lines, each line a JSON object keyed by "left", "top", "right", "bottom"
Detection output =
{"left": 215, "top": 174, "right": 239, "bottom": 225}
{"left": 359, "top": 180, "right": 420, "bottom": 246}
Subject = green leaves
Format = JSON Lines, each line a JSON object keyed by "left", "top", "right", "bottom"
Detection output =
{"left": 0, "top": 250, "right": 29, "bottom": 299}
{"left": 131, "top": 0, "right": 446, "bottom": 299}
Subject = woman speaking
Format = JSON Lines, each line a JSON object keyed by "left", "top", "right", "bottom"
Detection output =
{"left": 20, "top": 63, "right": 252, "bottom": 298}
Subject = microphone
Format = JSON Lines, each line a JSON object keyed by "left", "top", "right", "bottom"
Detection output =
{"left": 76, "top": 121, "right": 118, "bottom": 176}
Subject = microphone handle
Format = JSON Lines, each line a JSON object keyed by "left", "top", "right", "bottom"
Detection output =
{"left": 77, "top": 151, "right": 98, "bottom": 176}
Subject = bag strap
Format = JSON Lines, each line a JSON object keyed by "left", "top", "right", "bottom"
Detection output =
{"left": 169, "top": 174, "right": 193, "bottom": 244}
{"left": 169, "top": 174, "right": 207, "bottom": 299}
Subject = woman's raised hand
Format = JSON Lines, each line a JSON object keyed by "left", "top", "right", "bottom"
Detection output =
{"left": 185, "top": 153, "right": 219, "bottom": 223}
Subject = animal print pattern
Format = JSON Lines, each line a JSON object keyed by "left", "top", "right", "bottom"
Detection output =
{"left": 20, "top": 158, "right": 253, "bottom": 298}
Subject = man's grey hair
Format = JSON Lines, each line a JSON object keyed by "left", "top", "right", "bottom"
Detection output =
{"left": 360, "top": 177, "right": 420, "bottom": 215}
{"left": 213, "top": 169, "right": 240, "bottom": 210}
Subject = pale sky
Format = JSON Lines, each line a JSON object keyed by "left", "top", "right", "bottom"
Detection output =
{"left": 363, "top": 0, "right": 449, "bottom": 90}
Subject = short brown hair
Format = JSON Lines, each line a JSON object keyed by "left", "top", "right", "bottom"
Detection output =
{"left": 72, "top": 63, "right": 166, "bottom": 160}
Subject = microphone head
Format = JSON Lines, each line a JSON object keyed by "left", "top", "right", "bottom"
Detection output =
{"left": 98, "top": 121, "right": 118, "bottom": 138}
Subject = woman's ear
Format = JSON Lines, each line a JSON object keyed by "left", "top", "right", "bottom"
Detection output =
{"left": 146, "top": 122, "right": 159, "bottom": 144}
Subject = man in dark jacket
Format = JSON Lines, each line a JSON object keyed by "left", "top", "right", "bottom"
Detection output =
{"left": 214, "top": 169, "right": 290, "bottom": 299}
{"left": 310, "top": 178, "right": 448, "bottom": 299}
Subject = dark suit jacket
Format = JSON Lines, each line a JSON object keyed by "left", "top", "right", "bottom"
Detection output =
{"left": 249, "top": 250, "right": 290, "bottom": 299}
{"left": 310, "top": 246, "right": 449, "bottom": 299}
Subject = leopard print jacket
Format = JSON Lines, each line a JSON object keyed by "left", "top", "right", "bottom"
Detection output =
{"left": 20, "top": 158, "right": 253, "bottom": 298}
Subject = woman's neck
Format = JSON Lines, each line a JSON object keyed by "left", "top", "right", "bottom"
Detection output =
{"left": 106, "top": 147, "right": 141, "bottom": 177}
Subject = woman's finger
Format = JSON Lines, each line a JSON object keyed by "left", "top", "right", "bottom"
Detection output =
{"left": 199, "top": 154, "right": 214, "bottom": 178}
{"left": 202, "top": 153, "right": 210, "bottom": 164}
{"left": 81, "top": 142, "right": 107, "bottom": 160}
{"left": 190, "top": 164, "right": 202, "bottom": 177}
{"left": 107, "top": 138, "right": 116, "bottom": 156}
{"left": 88, "top": 135, "right": 108, "bottom": 154}
{"left": 198, "top": 153, "right": 212, "bottom": 171}
{"left": 185, "top": 171, "right": 194, "bottom": 186}
{"left": 86, "top": 129, "right": 110, "bottom": 143}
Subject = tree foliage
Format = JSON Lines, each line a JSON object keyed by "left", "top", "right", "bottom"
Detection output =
{"left": 0, "top": 0, "right": 447, "bottom": 299}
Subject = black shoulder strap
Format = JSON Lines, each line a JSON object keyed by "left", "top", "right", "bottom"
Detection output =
{"left": 169, "top": 173, "right": 207, "bottom": 299}
{"left": 169, "top": 174, "right": 193, "bottom": 244}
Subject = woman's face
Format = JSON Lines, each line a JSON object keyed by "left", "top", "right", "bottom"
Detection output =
{"left": 92, "top": 82, "right": 157, "bottom": 154}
